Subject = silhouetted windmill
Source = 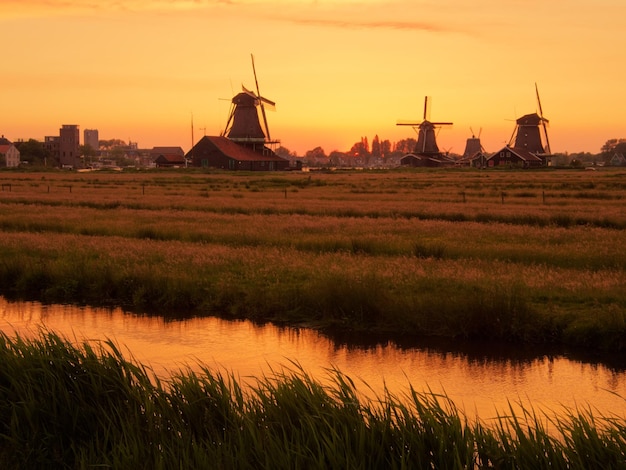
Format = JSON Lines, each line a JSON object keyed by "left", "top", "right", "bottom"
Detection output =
{"left": 222, "top": 54, "right": 279, "bottom": 149}
{"left": 507, "top": 83, "right": 551, "bottom": 155}
{"left": 397, "top": 96, "right": 453, "bottom": 157}
{"left": 462, "top": 127, "right": 486, "bottom": 159}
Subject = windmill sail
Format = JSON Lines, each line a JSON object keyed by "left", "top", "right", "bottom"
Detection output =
{"left": 396, "top": 96, "right": 453, "bottom": 157}
{"left": 535, "top": 83, "right": 551, "bottom": 154}
{"left": 222, "top": 55, "right": 279, "bottom": 145}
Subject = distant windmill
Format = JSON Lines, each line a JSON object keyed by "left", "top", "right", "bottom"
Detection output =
{"left": 222, "top": 54, "right": 279, "bottom": 149}
{"left": 507, "top": 83, "right": 551, "bottom": 155}
{"left": 397, "top": 96, "right": 453, "bottom": 157}
{"left": 462, "top": 127, "right": 486, "bottom": 159}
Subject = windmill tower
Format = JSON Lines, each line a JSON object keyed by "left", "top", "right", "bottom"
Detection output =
{"left": 397, "top": 96, "right": 453, "bottom": 158}
{"left": 222, "top": 54, "right": 279, "bottom": 153}
{"left": 508, "top": 83, "right": 551, "bottom": 155}
{"left": 460, "top": 128, "right": 487, "bottom": 167}
{"left": 462, "top": 128, "right": 486, "bottom": 158}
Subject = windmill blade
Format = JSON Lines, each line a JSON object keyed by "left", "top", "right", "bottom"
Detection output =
{"left": 423, "top": 96, "right": 432, "bottom": 121}
{"left": 251, "top": 53, "right": 271, "bottom": 141}
{"left": 259, "top": 96, "right": 276, "bottom": 111}
{"left": 430, "top": 122, "right": 453, "bottom": 126}
{"left": 396, "top": 120, "right": 422, "bottom": 126}
{"left": 221, "top": 102, "right": 236, "bottom": 136}
{"left": 508, "top": 125, "right": 517, "bottom": 147}
{"left": 535, "top": 83, "right": 551, "bottom": 153}
{"left": 241, "top": 84, "right": 275, "bottom": 109}
{"left": 535, "top": 82, "right": 544, "bottom": 118}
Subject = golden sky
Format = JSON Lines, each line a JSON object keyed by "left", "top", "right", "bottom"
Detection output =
{"left": 1, "top": 0, "right": 624, "bottom": 155}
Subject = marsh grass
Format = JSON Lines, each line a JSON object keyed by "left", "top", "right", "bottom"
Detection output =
{"left": 0, "top": 169, "right": 625, "bottom": 351}
{"left": 1, "top": 332, "right": 624, "bottom": 469}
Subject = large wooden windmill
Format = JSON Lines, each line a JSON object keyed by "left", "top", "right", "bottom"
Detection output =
{"left": 397, "top": 96, "right": 453, "bottom": 158}
{"left": 222, "top": 54, "right": 279, "bottom": 152}
{"left": 185, "top": 55, "right": 288, "bottom": 171}
{"left": 508, "top": 83, "right": 551, "bottom": 155}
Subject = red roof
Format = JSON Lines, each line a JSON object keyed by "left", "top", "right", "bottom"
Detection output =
{"left": 194, "top": 136, "right": 286, "bottom": 162}
{"left": 150, "top": 146, "right": 184, "bottom": 157}
{"left": 488, "top": 146, "right": 543, "bottom": 162}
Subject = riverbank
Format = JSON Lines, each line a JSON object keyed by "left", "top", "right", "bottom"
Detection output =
{"left": 1, "top": 331, "right": 624, "bottom": 469}
{"left": 0, "top": 168, "right": 624, "bottom": 352}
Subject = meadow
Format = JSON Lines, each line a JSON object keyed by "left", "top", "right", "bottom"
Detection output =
{"left": 0, "top": 167, "right": 625, "bottom": 351}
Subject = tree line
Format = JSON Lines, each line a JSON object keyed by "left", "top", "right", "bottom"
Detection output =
{"left": 10, "top": 136, "right": 626, "bottom": 168}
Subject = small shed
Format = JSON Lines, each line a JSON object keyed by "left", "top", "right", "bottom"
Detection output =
{"left": 151, "top": 147, "right": 185, "bottom": 167}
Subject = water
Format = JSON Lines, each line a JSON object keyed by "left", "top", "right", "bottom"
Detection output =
{"left": 1, "top": 297, "right": 625, "bottom": 422}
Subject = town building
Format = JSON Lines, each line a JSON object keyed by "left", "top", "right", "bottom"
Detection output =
{"left": 59, "top": 124, "right": 81, "bottom": 168}
{"left": 84, "top": 129, "right": 99, "bottom": 151}
{"left": 0, "top": 136, "right": 20, "bottom": 167}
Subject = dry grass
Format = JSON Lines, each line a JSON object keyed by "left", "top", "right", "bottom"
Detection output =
{"left": 0, "top": 168, "right": 625, "bottom": 350}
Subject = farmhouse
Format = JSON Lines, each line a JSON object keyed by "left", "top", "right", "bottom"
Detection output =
{"left": 0, "top": 136, "right": 20, "bottom": 167}
{"left": 610, "top": 152, "right": 626, "bottom": 167}
{"left": 186, "top": 136, "right": 289, "bottom": 171}
{"left": 487, "top": 146, "right": 544, "bottom": 168}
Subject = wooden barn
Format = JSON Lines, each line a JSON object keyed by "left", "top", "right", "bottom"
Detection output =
{"left": 187, "top": 55, "right": 289, "bottom": 171}
{"left": 486, "top": 146, "right": 544, "bottom": 168}
{"left": 187, "top": 136, "right": 288, "bottom": 171}
{"left": 152, "top": 147, "right": 185, "bottom": 167}
{"left": 492, "top": 85, "right": 552, "bottom": 168}
{"left": 456, "top": 131, "right": 487, "bottom": 167}
{"left": 400, "top": 153, "right": 447, "bottom": 167}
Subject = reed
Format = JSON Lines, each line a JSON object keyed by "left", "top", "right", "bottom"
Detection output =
{"left": 1, "top": 332, "right": 624, "bottom": 469}
{"left": 0, "top": 169, "right": 625, "bottom": 351}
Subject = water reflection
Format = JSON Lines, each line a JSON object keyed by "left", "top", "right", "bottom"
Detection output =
{"left": 1, "top": 298, "right": 625, "bottom": 421}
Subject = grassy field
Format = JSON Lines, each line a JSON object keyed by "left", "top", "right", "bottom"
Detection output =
{"left": 1, "top": 331, "right": 625, "bottom": 469}
{"left": 0, "top": 167, "right": 625, "bottom": 351}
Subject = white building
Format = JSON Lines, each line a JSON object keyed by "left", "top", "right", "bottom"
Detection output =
{"left": 0, "top": 136, "right": 20, "bottom": 167}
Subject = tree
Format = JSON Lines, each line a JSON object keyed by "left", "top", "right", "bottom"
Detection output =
{"left": 380, "top": 139, "right": 392, "bottom": 158}
{"left": 14, "top": 139, "right": 50, "bottom": 166}
{"left": 99, "top": 139, "right": 126, "bottom": 151}
{"left": 328, "top": 150, "right": 347, "bottom": 166}
{"left": 349, "top": 137, "right": 370, "bottom": 158}
{"left": 393, "top": 138, "right": 417, "bottom": 155}
{"left": 371, "top": 135, "right": 381, "bottom": 158}
{"left": 80, "top": 144, "right": 98, "bottom": 168}
{"left": 304, "top": 146, "right": 326, "bottom": 166}
{"left": 275, "top": 146, "right": 295, "bottom": 158}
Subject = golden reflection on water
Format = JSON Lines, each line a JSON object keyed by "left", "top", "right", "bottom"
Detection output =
{"left": 1, "top": 298, "right": 625, "bottom": 422}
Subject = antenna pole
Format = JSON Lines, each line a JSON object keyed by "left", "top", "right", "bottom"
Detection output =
{"left": 190, "top": 112, "right": 194, "bottom": 167}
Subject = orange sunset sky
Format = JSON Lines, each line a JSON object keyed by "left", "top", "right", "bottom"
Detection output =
{"left": 1, "top": 0, "right": 624, "bottom": 156}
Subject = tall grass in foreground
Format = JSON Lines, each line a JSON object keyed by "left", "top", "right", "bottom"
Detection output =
{"left": 1, "top": 332, "right": 625, "bottom": 469}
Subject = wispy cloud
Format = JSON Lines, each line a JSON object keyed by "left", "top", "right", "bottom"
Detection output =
{"left": 273, "top": 15, "right": 457, "bottom": 33}
{"left": 1, "top": 0, "right": 471, "bottom": 35}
